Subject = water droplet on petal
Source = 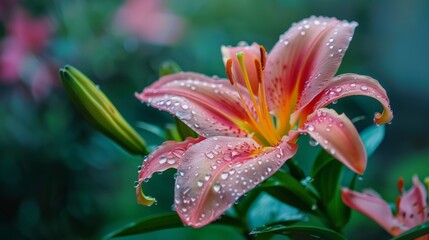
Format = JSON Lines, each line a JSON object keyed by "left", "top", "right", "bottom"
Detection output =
{"left": 168, "top": 159, "right": 176, "bottom": 165}
{"left": 221, "top": 172, "right": 229, "bottom": 180}
{"left": 360, "top": 86, "right": 368, "bottom": 91}
{"left": 204, "top": 174, "right": 211, "bottom": 181}
{"left": 213, "top": 183, "right": 221, "bottom": 192}
{"left": 307, "top": 124, "right": 315, "bottom": 132}
{"left": 309, "top": 138, "right": 319, "bottom": 146}
{"left": 134, "top": 181, "right": 139, "bottom": 188}
{"left": 159, "top": 157, "right": 167, "bottom": 164}
{"left": 197, "top": 180, "right": 204, "bottom": 187}
{"left": 206, "top": 152, "right": 215, "bottom": 159}
{"left": 330, "top": 149, "right": 336, "bottom": 155}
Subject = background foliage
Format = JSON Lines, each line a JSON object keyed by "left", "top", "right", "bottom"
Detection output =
{"left": 0, "top": 0, "right": 428, "bottom": 239}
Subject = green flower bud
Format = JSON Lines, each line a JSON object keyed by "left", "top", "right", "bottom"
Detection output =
{"left": 60, "top": 65, "right": 148, "bottom": 155}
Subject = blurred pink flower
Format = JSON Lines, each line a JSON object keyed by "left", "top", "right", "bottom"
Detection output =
{"left": 114, "top": 0, "right": 185, "bottom": 45}
{"left": 0, "top": 7, "right": 55, "bottom": 99}
{"left": 342, "top": 176, "right": 429, "bottom": 238}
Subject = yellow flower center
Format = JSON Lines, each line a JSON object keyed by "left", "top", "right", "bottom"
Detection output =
{"left": 226, "top": 49, "right": 281, "bottom": 146}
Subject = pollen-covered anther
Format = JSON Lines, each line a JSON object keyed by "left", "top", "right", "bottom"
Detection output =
{"left": 259, "top": 45, "right": 267, "bottom": 70}
{"left": 225, "top": 58, "right": 235, "bottom": 85}
{"left": 397, "top": 177, "right": 404, "bottom": 193}
{"left": 254, "top": 59, "right": 263, "bottom": 83}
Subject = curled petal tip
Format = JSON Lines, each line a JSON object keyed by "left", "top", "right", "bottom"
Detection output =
{"left": 374, "top": 110, "right": 393, "bottom": 125}
{"left": 136, "top": 182, "right": 156, "bottom": 206}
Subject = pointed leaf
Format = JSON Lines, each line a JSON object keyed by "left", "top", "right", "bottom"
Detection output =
{"left": 104, "top": 212, "right": 242, "bottom": 239}
{"left": 360, "top": 124, "right": 385, "bottom": 158}
{"left": 257, "top": 169, "right": 318, "bottom": 212}
{"left": 249, "top": 225, "right": 346, "bottom": 240}
{"left": 246, "top": 192, "right": 308, "bottom": 229}
{"left": 174, "top": 117, "right": 198, "bottom": 140}
{"left": 391, "top": 222, "right": 429, "bottom": 240}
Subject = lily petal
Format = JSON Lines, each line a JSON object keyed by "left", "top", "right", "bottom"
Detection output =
{"left": 136, "top": 137, "right": 204, "bottom": 206}
{"left": 264, "top": 16, "right": 357, "bottom": 111}
{"left": 174, "top": 136, "right": 297, "bottom": 227}
{"left": 302, "top": 108, "right": 366, "bottom": 174}
{"left": 398, "top": 176, "right": 428, "bottom": 228}
{"left": 221, "top": 43, "right": 261, "bottom": 94}
{"left": 296, "top": 73, "right": 393, "bottom": 125}
{"left": 342, "top": 188, "right": 403, "bottom": 236}
{"left": 136, "top": 72, "right": 255, "bottom": 138}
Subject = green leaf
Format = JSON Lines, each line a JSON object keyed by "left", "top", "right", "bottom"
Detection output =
{"left": 60, "top": 65, "right": 148, "bottom": 155}
{"left": 325, "top": 174, "right": 355, "bottom": 230}
{"left": 249, "top": 225, "right": 346, "bottom": 240}
{"left": 104, "top": 212, "right": 242, "bottom": 239}
{"left": 246, "top": 193, "right": 308, "bottom": 229}
{"left": 256, "top": 169, "right": 318, "bottom": 212}
{"left": 174, "top": 117, "right": 198, "bottom": 140}
{"left": 392, "top": 222, "right": 429, "bottom": 240}
{"left": 311, "top": 150, "right": 342, "bottom": 205}
{"left": 360, "top": 124, "right": 385, "bottom": 158}
{"left": 165, "top": 123, "right": 182, "bottom": 141}
{"left": 104, "top": 212, "right": 182, "bottom": 239}
{"left": 326, "top": 187, "right": 350, "bottom": 230}
{"left": 286, "top": 158, "right": 306, "bottom": 180}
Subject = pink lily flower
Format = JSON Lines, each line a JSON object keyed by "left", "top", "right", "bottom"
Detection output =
{"left": 342, "top": 176, "right": 429, "bottom": 238}
{"left": 135, "top": 16, "right": 393, "bottom": 227}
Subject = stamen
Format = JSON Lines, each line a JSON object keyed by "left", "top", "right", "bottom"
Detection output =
{"left": 226, "top": 59, "right": 234, "bottom": 85}
{"left": 259, "top": 46, "right": 267, "bottom": 70}
{"left": 254, "top": 59, "right": 263, "bottom": 83}
{"left": 398, "top": 177, "right": 404, "bottom": 193}
{"left": 395, "top": 196, "right": 401, "bottom": 215}
{"left": 235, "top": 52, "right": 280, "bottom": 145}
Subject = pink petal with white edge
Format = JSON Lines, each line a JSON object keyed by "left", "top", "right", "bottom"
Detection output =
{"left": 136, "top": 72, "right": 255, "bottom": 138}
{"left": 221, "top": 43, "right": 261, "bottom": 94}
{"left": 136, "top": 137, "right": 204, "bottom": 206}
{"left": 264, "top": 16, "right": 357, "bottom": 111}
{"left": 398, "top": 176, "right": 428, "bottom": 229}
{"left": 302, "top": 108, "right": 366, "bottom": 174}
{"left": 342, "top": 188, "right": 404, "bottom": 236}
{"left": 174, "top": 136, "right": 297, "bottom": 228}
{"left": 295, "top": 73, "right": 393, "bottom": 125}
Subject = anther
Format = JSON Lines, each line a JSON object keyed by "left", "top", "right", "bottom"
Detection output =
{"left": 397, "top": 177, "right": 404, "bottom": 193}
{"left": 254, "top": 59, "right": 263, "bottom": 83}
{"left": 226, "top": 59, "right": 234, "bottom": 85}
{"left": 395, "top": 196, "right": 401, "bottom": 213}
{"left": 259, "top": 46, "right": 267, "bottom": 70}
